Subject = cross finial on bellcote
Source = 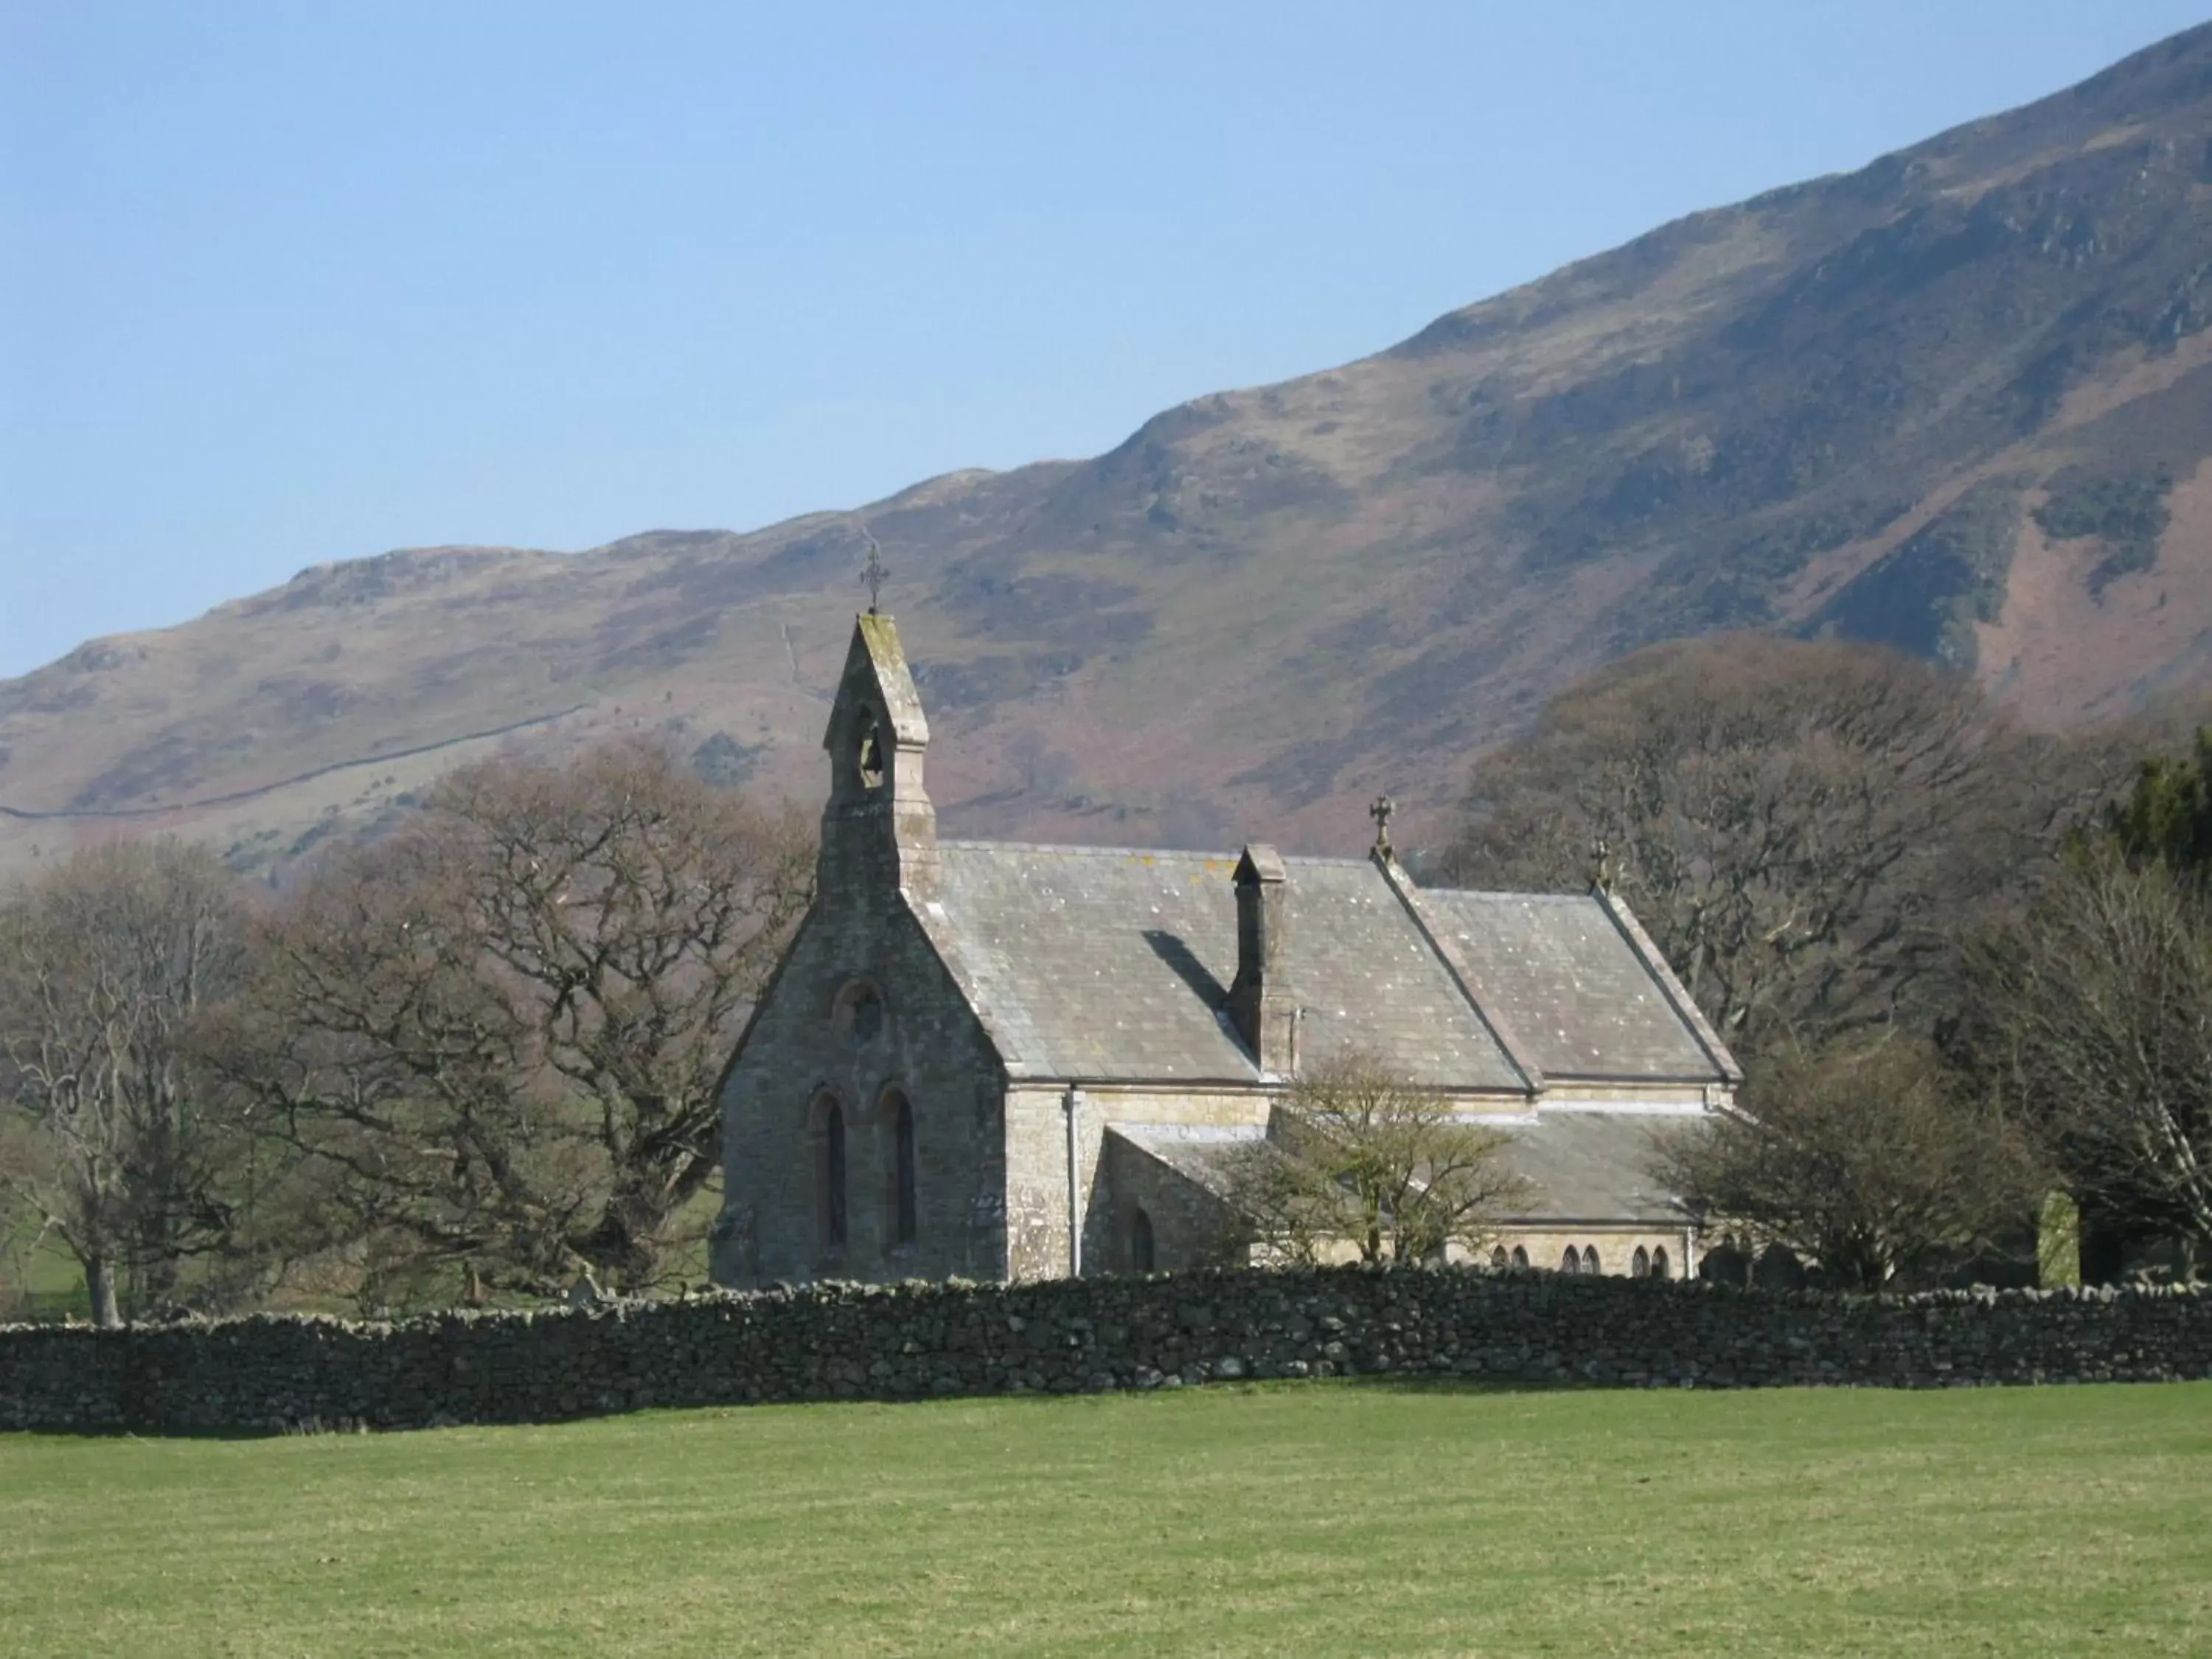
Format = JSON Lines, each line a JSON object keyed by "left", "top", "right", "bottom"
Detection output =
{"left": 1369, "top": 793, "right": 1396, "bottom": 857}
{"left": 860, "top": 527, "right": 888, "bottom": 615}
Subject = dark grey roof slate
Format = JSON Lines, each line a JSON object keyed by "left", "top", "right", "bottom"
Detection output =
{"left": 1106, "top": 1108, "right": 1693, "bottom": 1226}
{"left": 912, "top": 841, "right": 1731, "bottom": 1091}
{"left": 917, "top": 844, "right": 1253, "bottom": 1082}
{"left": 920, "top": 845, "right": 1523, "bottom": 1088}
{"left": 1416, "top": 891, "right": 1722, "bottom": 1081}
{"left": 1494, "top": 1110, "right": 1694, "bottom": 1225}
{"left": 1105, "top": 1123, "right": 1260, "bottom": 1197}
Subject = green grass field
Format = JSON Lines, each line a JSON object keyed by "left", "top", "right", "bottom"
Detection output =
{"left": 3, "top": 1382, "right": 2208, "bottom": 1657}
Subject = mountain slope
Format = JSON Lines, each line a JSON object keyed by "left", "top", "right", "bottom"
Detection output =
{"left": 6, "top": 24, "right": 2212, "bottom": 876}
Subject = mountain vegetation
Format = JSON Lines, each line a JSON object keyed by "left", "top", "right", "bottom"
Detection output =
{"left": 6, "top": 26, "right": 2212, "bottom": 878}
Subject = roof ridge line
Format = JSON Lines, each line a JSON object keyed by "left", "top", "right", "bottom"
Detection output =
{"left": 938, "top": 838, "right": 1234, "bottom": 858}
{"left": 1370, "top": 852, "right": 1546, "bottom": 1097}
{"left": 936, "top": 838, "right": 1374, "bottom": 866}
{"left": 1419, "top": 887, "right": 1596, "bottom": 904}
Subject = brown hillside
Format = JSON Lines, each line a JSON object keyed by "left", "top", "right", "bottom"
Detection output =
{"left": 6, "top": 24, "right": 2212, "bottom": 877}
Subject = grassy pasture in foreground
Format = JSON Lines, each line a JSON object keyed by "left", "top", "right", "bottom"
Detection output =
{"left": 2, "top": 1383, "right": 2208, "bottom": 1657}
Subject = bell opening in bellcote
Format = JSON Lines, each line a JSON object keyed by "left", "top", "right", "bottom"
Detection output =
{"left": 857, "top": 710, "right": 886, "bottom": 790}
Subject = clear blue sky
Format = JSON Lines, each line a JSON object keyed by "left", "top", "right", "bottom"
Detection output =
{"left": 3, "top": 2, "right": 2206, "bottom": 678}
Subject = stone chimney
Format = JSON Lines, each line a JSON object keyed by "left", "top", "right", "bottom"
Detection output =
{"left": 1228, "top": 843, "right": 1289, "bottom": 1071}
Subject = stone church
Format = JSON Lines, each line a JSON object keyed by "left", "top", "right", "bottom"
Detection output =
{"left": 710, "top": 614, "right": 1740, "bottom": 1289}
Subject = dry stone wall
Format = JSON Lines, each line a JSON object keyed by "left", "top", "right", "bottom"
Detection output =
{"left": 3, "top": 1267, "right": 2207, "bottom": 1435}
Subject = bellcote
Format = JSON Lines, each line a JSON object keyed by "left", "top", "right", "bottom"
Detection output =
{"left": 819, "top": 613, "right": 937, "bottom": 897}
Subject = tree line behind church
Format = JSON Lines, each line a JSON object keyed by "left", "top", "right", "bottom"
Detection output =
{"left": 1444, "top": 635, "right": 2212, "bottom": 1288}
{"left": 7, "top": 633, "right": 2212, "bottom": 1321}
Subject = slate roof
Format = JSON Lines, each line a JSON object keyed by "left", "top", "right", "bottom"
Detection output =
{"left": 1106, "top": 1113, "right": 1691, "bottom": 1227}
{"left": 910, "top": 841, "right": 1733, "bottom": 1092}
{"left": 1492, "top": 1110, "right": 1694, "bottom": 1225}
{"left": 1416, "top": 891, "right": 1727, "bottom": 1082}
{"left": 1105, "top": 1122, "right": 1263, "bottom": 1195}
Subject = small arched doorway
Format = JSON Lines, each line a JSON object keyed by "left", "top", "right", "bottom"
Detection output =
{"left": 1129, "top": 1207, "right": 1156, "bottom": 1273}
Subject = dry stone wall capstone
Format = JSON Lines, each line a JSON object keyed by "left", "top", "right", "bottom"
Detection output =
{"left": 2, "top": 1267, "right": 2207, "bottom": 1435}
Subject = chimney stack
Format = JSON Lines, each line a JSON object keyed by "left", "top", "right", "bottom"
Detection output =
{"left": 1228, "top": 844, "right": 1289, "bottom": 1072}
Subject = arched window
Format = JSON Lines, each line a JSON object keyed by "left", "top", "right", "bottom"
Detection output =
{"left": 835, "top": 981, "right": 884, "bottom": 1044}
{"left": 814, "top": 1096, "right": 848, "bottom": 1253}
{"left": 1489, "top": 1245, "right": 1509, "bottom": 1270}
{"left": 1651, "top": 1246, "right": 1670, "bottom": 1281}
{"left": 1560, "top": 1246, "right": 1581, "bottom": 1275}
{"left": 892, "top": 1095, "right": 917, "bottom": 1248}
{"left": 1582, "top": 1245, "right": 1601, "bottom": 1275}
{"left": 1511, "top": 1245, "right": 1528, "bottom": 1269}
{"left": 1130, "top": 1207, "right": 1155, "bottom": 1273}
{"left": 1632, "top": 1245, "right": 1650, "bottom": 1279}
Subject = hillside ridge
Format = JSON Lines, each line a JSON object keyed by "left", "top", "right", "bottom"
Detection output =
{"left": 5, "top": 21, "right": 2212, "bottom": 877}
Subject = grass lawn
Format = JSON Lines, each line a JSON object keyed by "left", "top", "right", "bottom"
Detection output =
{"left": 2, "top": 1382, "right": 2208, "bottom": 1657}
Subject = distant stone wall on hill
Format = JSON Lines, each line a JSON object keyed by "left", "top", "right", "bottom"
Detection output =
{"left": 3, "top": 1268, "right": 2207, "bottom": 1435}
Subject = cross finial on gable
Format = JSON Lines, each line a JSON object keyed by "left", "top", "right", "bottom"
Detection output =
{"left": 1369, "top": 793, "right": 1395, "bottom": 857}
{"left": 1589, "top": 836, "right": 1615, "bottom": 895}
{"left": 860, "top": 527, "right": 888, "bottom": 615}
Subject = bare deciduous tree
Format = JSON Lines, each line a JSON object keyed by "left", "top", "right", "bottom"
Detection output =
{"left": 1441, "top": 637, "right": 2055, "bottom": 1055}
{"left": 1964, "top": 843, "right": 2212, "bottom": 1270}
{"left": 201, "top": 833, "right": 586, "bottom": 1307}
{"left": 433, "top": 742, "right": 813, "bottom": 1282}
{"left": 0, "top": 840, "right": 248, "bottom": 1325}
{"left": 1650, "top": 1034, "right": 2045, "bottom": 1290}
{"left": 1222, "top": 1051, "right": 1528, "bottom": 1265}
{"left": 206, "top": 740, "right": 812, "bottom": 1301}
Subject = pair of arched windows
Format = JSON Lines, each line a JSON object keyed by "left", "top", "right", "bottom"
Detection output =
{"left": 813, "top": 1090, "right": 917, "bottom": 1259}
{"left": 1559, "top": 1245, "right": 1602, "bottom": 1276}
{"left": 1489, "top": 1245, "right": 1532, "bottom": 1270}
{"left": 1628, "top": 1245, "right": 1672, "bottom": 1279}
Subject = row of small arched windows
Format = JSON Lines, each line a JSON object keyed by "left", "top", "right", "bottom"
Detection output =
{"left": 811, "top": 1089, "right": 917, "bottom": 1258}
{"left": 1488, "top": 1243, "right": 1672, "bottom": 1279}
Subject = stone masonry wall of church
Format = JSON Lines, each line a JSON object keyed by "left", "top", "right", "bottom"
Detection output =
{"left": 1485, "top": 1229, "right": 1704, "bottom": 1276}
{"left": 1099, "top": 1136, "right": 1240, "bottom": 1273}
{"left": 715, "top": 893, "right": 1007, "bottom": 1287}
{"left": 1004, "top": 1086, "right": 1270, "bottom": 1281}
{"left": 6, "top": 1270, "right": 2207, "bottom": 1434}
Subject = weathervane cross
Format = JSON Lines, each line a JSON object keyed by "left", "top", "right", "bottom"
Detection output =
{"left": 1369, "top": 793, "right": 1395, "bottom": 856}
{"left": 860, "top": 529, "right": 888, "bottom": 615}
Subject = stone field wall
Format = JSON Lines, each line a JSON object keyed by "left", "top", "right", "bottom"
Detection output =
{"left": 3, "top": 1267, "right": 2207, "bottom": 1435}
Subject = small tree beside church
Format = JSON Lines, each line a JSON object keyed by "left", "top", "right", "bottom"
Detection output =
{"left": 1222, "top": 1051, "right": 1528, "bottom": 1265}
{"left": 1650, "top": 1033, "right": 2045, "bottom": 1290}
